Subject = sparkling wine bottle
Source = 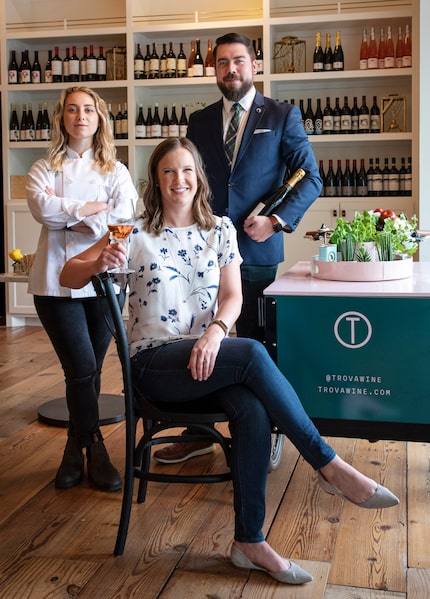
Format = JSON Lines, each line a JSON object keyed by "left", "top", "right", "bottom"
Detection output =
{"left": 313, "top": 31, "right": 324, "bottom": 72}
{"left": 247, "top": 168, "right": 306, "bottom": 218}
{"left": 333, "top": 30, "right": 344, "bottom": 71}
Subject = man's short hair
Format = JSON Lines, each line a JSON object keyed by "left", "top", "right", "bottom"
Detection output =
{"left": 213, "top": 33, "right": 256, "bottom": 61}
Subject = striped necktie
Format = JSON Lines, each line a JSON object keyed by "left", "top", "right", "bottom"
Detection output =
{"left": 224, "top": 103, "right": 242, "bottom": 165}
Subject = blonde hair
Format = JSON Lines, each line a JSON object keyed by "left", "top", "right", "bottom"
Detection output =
{"left": 142, "top": 137, "right": 216, "bottom": 235}
{"left": 47, "top": 86, "right": 116, "bottom": 174}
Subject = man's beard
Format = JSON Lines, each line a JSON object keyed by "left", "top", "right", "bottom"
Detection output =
{"left": 217, "top": 77, "right": 253, "bottom": 102}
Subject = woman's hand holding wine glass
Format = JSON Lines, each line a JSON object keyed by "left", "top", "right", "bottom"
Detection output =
{"left": 106, "top": 198, "right": 136, "bottom": 274}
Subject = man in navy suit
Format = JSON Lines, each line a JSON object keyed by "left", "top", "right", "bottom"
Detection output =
{"left": 154, "top": 32, "right": 322, "bottom": 464}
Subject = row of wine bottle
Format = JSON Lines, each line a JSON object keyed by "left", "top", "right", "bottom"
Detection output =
{"left": 134, "top": 103, "right": 189, "bottom": 139}
{"left": 8, "top": 46, "right": 108, "bottom": 84}
{"left": 134, "top": 38, "right": 264, "bottom": 79}
{"left": 312, "top": 30, "right": 344, "bottom": 72}
{"left": 359, "top": 24, "right": 412, "bottom": 70}
{"left": 293, "top": 95, "right": 382, "bottom": 135}
{"left": 320, "top": 156, "right": 412, "bottom": 197}
{"left": 9, "top": 103, "right": 51, "bottom": 142}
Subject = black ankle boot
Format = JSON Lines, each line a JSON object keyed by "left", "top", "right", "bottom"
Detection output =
{"left": 55, "top": 433, "right": 84, "bottom": 489}
{"left": 86, "top": 432, "right": 122, "bottom": 492}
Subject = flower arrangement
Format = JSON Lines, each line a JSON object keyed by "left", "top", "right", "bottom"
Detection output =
{"left": 8, "top": 248, "right": 35, "bottom": 274}
{"left": 329, "top": 209, "right": 419, "bottom": 262}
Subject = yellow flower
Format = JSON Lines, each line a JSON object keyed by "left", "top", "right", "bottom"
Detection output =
{"left": 8, "top": 248, "right": 24, "bottom": 263}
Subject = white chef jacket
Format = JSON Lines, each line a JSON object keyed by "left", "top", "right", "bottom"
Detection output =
{"left": 26, "top": 146, "right": 138, "bottom": 298}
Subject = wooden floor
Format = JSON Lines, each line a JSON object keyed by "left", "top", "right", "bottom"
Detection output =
{"left": 1, "top": 326, "right": 430, "bottom": 598}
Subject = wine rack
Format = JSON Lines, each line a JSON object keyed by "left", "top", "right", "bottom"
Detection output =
{"left": 0, "top": 0, "right": 419, "bottom": 322}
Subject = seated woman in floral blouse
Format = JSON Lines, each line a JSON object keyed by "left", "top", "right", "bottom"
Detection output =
{"left": 60, "top": 137, "right": 399, "bottom": 585}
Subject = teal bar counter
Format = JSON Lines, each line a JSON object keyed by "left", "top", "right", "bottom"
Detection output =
{"left": 263, "top": 261, "right": 430, "bottom": 441}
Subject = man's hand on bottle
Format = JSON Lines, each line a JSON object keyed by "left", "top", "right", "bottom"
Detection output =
{"left": 243, "top": 215, "right": 275, "bottom": 242}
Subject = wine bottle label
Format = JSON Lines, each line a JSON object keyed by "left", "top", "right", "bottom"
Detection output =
{"left": 333, "top": 116, "right": 341, "bottom": 132}
{"left": 256, "top": 59, "right": 263, "bottom": 74}
{"left": 359, "top": 59, "right": 368, "bottom": 70}
{"left": 44, "top": 69, "right": 52, "bottom": 83}
{"left": 388, "top": 175, "right": 399, "bottom": 192}
{"left": 248, "top": 202, "right": 267, "bottom": 218}
{"left": 373, "top": 176, "right": 383, "bottom": 192}
{"left": 351, "top": 115, "right": 359, "bottom": 131}
{"left": 367, "top": 57, "right": 378, "bottom": 69}
{"left": 304, "top": 118, "right": 314, "bottom": 134}
{"left": 323, "top": 115, "right": 333, "bottom": 131}
{"left": 341, "top": 116, "right": 351, "bottom": 131}
{"left": 179, "top": 124, "right": 188, "bottom": 136}
{"left": 135, "top": 124, "right": 146, "bottom": 138}
{"left": 402, "top": 55, "right": 412, "bottom": 68}
{"left": 384, "top": 56, "right": 395, "bottom": 68}
{"left": 97, "top": 61, "right": 107, "bottom": 76}
{"left": 333, "top": 61, "right": 343, "bottom": 70}
{"left": 166, "top": 58, "right": 176, "bottom": 74}
{"left": 19, "top": 69, "right": 31, "bottom": 84}
{"left": 192, "top": 64, "right": 204, "bottom": 77}
{"left": 9, "top": 129, "right": 20, "bottom": 142}
{"left": 357, "top": 185, "right": 368, "bottom": 197}
{"left": 40, "top": 128, "right": 51, "bottom": 141}
{"left": 31, "top": 71, "right": 41, "bottom": 84}
{"left": 314, "top": 117, "right": 323, "bottom": 134}
{"left": 169, "top": 124, "right": 179, "bottom": 137}
{"left": 313, "top": 61, "right": 323, "bottom": 70}
{"left": 69, "top": 61, "right": 80, "bottom": 76}
{"left": 370, "top": 115, "right": 380, "bottom": 132}
{"left": 177, "top": 59, "right": 187, "bottom": 76}
{"left": 8, "top": 70, "right": 18, "bottom": 84}
{"left": 205, "top": 66, "right": 215, "bottom": 76}
{"left": 52, "top": 61, "right": 62, "bottom": 75}
{"left": 87, "top": 58, "right": 97, "bottom": 75}
{"left": 359, "top": 115, "right": 369, "bottom": 130}
{"left": 151, "top": 123, "right": 161, "bottom": 137}
{"left": 404, "top": 175, "right": 412, "bottom": 192}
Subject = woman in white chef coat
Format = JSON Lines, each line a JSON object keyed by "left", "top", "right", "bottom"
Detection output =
{"left": 27, "top": 87, "right": 137, "bottom": 493}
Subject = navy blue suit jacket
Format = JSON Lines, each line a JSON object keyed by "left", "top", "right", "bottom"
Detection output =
{"left": 187, "top": 90, "right": 322, "bottom": 265}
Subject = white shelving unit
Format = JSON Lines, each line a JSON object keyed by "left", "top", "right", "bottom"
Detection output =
{"left": 0, "top": 0, "right": 419, "bottom": 322}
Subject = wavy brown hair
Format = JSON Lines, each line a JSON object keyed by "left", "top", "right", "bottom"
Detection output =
{"left": 47, "top": 86, "right": 116, "bottom": 174}
{"left": 142, "top": 137, "right": 215, "bottom": 235}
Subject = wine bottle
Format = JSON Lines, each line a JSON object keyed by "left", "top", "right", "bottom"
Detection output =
{"left": 323, "top": 33, "right": 333, "bottom": 71}
{"left": 385, "top": 26, "right": 395, "bottom": 68}
{"left": 115, "top": 105, "right": 123, "bottom": 140}
{"left": 169, "top": 104, "right": 179, "bottom": 137}
{"left": 135, "top": 103, "right": 146, "bottom": 139}
{"left": 370, "top": 96, "right": 380, "bottom": 133}
{"left": 356, "top": 159, "right": 368, "bottom": 196}
{"left": 44, "top": 50, "right": 53, "bottom": 83}
{"left": 80, "top": 47, "right": 88, "bottom": 81}
{"left": 341, "top": 159, "right": 354, "bottom": 197}
{"left": 51, "top": 47, "right": 62, "bottom": 82}
{"left": 133, "top": 43, "right": 144, "bottom": 79}
{"left": 367, "top": 158, "right": 374, "bottom": 196}
{"left": 152, "top": 103, "right": 162, "bottom": 138}
{"left": 404, "top": 157, "right": 412, "bottom": 196}
{"left": 313, "top": 31, "right": 324, "bottom": 72}
{"left": 20, "top": 103, "right": 27, "bottom": 141}
{"left": 403, "top": 24, "right": 412, "bottom": 67}
{"left": 299, "top": 99, "right": 305, "bottom": 124}
{"left": 35, "top": 103, "right": 43, "bottom": 140}
{"left": 358, "top": 95, "right": 370, "bottom": 133}
{"left": 9, "top": 104, "right": 20, "bottom": 142}
{"left": 62, "top": 47, "right": 70, "bottom": 82}
{"left": 187, "top": 40, "right": 196, "bottom": 77}
{"left": 205, "top": 39, "right": 215, "bottom": 76}
{"left": 378, "top": 27, "right": 386, "bottom": 70}
{"left": 334, "top": 160, "right": 342, "bottom": 196}
{"left": 319, "top": 160, "right": 325, "bottom": 196}
{"left": 367, "top": 27, "right": 378, "bottom": 69}
{"left": 324, "top": 159, "right": 336, "bottom": 197}
{"left": 8, "top": 50, "right": 19, "bottom": 84}
{"left": 179, "top": 104, "right": 188, "bottom": 136}
{"left": 255, "top": 38, "right": 264, "bottom": 74}
{"left": 166, "top": 42, "right": 177, "bottom": 78}
{"left": 107, "top": 103, "right": 115, "bottom": 137}
{"left": 351, "top": 96, "right": 359, "bottom": 133}
{"left": 340, "top": 96, "right": 351, "bottom": 134}
{"left": 41, "top": 102, "right": 51, "bottom": 142}
{"left": 351, "top": 159, "right": 358, "bottom": 195}
{"left": 143, "top": 44, "right": 151, "bottom": 79}
{"left": 333, "top": 30, "right": 344, "bottom": 71}
{"left": 86, "top": 45, "right": 97, "bottom": 81}
{"left": 333, "top": 97, "right": 341, "bottom": 133}
{"left": 192, "top": 38, "right": 204, "bottom": 77}
{"left": 373, "top": 157, "right": 383, "bottom": 197}
{"left": 31, "top": 50, "right": 42, "bottom": 84}
{"left": 145, "top": 106, "right": 153, "bottom": 138}
{"left": 359, "top": 28, "right": 368, "bottom": 70}
{"left": 247, "top": 168, "right": 306, "bottom": 218}
{"left": 304, "top": 98, "right": 314, "bottom": 135}
{"left": 19, "top": 50, "right": 31, "bottom": 84}
{"left": 159, "top": 43, "right": 168, "bottom": 78}
{"left": 69, "top": 46, "right": 80, "bottom": 82}
{"left": 389, "top": 157, "right": 400, "bottom": 196}
{"left": 382, "top": 157, "right": 390, "bottom": 196}
{"left": 161, "top": 105, "right": 170, "bottom": 138}
{"left": 97, "top": 46, "right": 107, "bottom": 81}
{"left": 26, "top": 103, "right": 35, "bottom": 141}
{"left": 322, "top": 97, "right": 334, "bottom": 134}
{"left": 395, "top": 26, "right": 404, "bottom": 68}
{"left": 176, "top": 43, "right": 187, "bottom": 78}
{"left": 314, "top": 98, "right": 323, "bottom": 135}
{"left": 149, "top": 43, "right": 160, "bottom": 79}
{"left": 399, "top": 157, "right": 406, "bottom": 196}
{"left": 121, "top": 103, "right": 128, "bottom": 139}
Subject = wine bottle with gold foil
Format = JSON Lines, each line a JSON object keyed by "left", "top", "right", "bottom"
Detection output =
{"left": 247, "top": 168, "right": 306, "bottom": 218}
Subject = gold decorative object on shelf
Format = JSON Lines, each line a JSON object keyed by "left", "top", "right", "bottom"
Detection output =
{"left": 106, "top": 47, "right": 127, "bottom": 80}
{"left": 273, "top": 36, "right": 306, "bottom": 73}
{"left": 381, "top": 94, "right": 407, "bottom": 133}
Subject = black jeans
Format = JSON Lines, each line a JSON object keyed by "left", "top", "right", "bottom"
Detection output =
{"left": 34, "top": 292, "right": 124, "bottom": 446}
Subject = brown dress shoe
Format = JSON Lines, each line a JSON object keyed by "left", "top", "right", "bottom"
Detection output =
{"left": 86, "top": 433, "right": 122, "bottom": 492}
{"left": 153, "top": 441, "right": 215, "bottom": 464}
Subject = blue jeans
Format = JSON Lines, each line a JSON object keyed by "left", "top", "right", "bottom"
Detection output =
{"left": 131, "top": 337, "right": 336, "bottom": 543}
{"left": 34, "top": 293, "right": 124, "bottom": 447}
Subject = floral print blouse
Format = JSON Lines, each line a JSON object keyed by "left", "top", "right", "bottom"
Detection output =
{"left": 127, "top": 215, "right": 241, "bottom": 357}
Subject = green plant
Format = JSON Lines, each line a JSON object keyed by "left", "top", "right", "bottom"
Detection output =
{"left": 330, "top": 210, "right": 419, "bottom": 261}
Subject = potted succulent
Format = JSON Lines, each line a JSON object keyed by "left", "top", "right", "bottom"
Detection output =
{"left": 329, "top": 208, "right": 419, "bottom": 262}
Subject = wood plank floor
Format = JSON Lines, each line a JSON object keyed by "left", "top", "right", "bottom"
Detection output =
{"left": 1, "top": 325, "right": 430, "bottom": 598}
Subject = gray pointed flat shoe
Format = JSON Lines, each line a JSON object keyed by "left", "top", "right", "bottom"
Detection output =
{"left": 318, "top": 472, "right": 399, "bottom": 508}
{"left": 231, "top": 544, "right": 313, "bottom": 584}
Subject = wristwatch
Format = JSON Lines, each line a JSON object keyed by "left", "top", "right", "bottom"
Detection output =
{"left": 268, "top": 214, "right": 283, "bottom": 233}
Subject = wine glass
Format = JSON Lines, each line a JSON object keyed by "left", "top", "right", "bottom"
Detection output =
{"left": 107, "top": 200, "right": 136, "bottom": 274}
